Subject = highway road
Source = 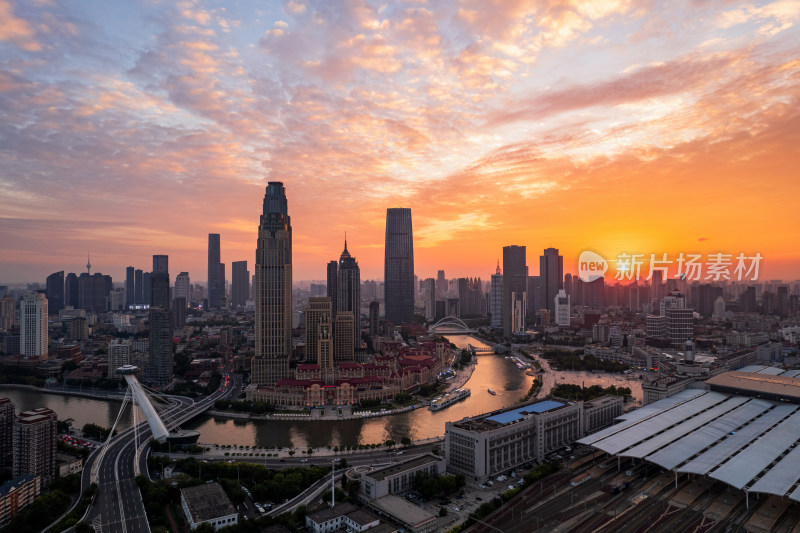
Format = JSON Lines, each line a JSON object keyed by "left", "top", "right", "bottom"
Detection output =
{"left": 79, "top": 364, "right": 236, "bottom": 532}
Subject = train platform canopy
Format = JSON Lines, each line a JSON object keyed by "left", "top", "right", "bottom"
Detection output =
{"left": 578, "top": 389, "right": 800, "bottom": 500}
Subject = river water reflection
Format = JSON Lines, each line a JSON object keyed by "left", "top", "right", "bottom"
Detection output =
{"left": 0, "top": 336, "right": 643, "bottom": 447}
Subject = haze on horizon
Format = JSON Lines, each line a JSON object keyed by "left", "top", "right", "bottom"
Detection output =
{"left": 1, "top": 0, "right": 799, "bottom": 284}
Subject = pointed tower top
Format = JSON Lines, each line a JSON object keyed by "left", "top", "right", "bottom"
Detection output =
{"left": 344, "top": 231, "right": 348, "bottom": 252}
{"left": 496, "top": 260, "right": 501, "bottom": 275}
{"left": 86, "top": 251, "right": 92, "bottom": 274}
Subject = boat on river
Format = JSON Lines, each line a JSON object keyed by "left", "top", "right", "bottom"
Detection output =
{"left": 488, "top": 389, "right": 497, "bottom": 395}
{"left": 429, "top": 388, "right": 471, "bottom": 411}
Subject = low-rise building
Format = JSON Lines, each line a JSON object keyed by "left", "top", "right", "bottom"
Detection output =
{"left": 445, "top": 400, "right": 583, "bottom": 482}
{"left": 343, "top": 509, "right": 381, "bottom": 532}
{"left": 360, "top": 453, "right": 445, "bottom": 500}
{"left": 180, "top": 482, "right": 238, "bottom": 531}
{"left": 0, "top": 474, "right": 40, "bottom": 527}
{"left": 583, "top": 395, "right": 624, "bottom": 433}
{"left": 305, "top": 502, "right": 357, "bottom": 533}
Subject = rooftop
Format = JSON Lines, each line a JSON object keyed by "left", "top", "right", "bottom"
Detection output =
{"left": 180, "top": 482, "right": 237, "bottom": 522}
{"left": 707, "top": 371, "right": 800, "bottom": 402}
{"left": 346, "top": 508, "right": 380, "bottom": 526}
{"left": 370, "top": 495, "right": 436, "bottom": 528}
{"left": 366, "top": 454, "right": 442, "bottom": 482}
{"left": 578, "top": 389, "right": 800, "bottom": 501}
{"left": 484, "top": 400, "right": 564, "bottom": 425}
{"left": 0, "top": 474, "right": 38, "bottom": 498}
{"left": 306, "top": 502, "right": 357, "bottom": 524}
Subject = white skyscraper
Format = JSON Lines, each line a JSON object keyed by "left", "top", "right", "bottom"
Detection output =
{"left": 490, "top": 261, "right": 503, "bottom": 329}
{"left": 174, "top": 272, "right": 191, "bottom": 303}
{"left": 511, "top": 291, "right": 526, "bottom": 335}
{"left": 660, "top": 291, "right": 686, "bottom": 316}
{"left": 108, "top": 339, "right": 132, "bottom": 379}
{"left": 20, "top": 293, "right": 48, "bottom": 358}
{"left": 554, "top": 289, "right": 570, "bottom": 327}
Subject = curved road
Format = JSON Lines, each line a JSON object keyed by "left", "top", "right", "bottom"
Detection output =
{"left": 80, "top": 372, "right": 236, "bottom": 532}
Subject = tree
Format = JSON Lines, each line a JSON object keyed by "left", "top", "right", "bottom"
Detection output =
{"left": 401, "top": 436, "right": 412, "bottom": 446}
{"left": 439, "top": 507, "right": 448, "bottom": 517}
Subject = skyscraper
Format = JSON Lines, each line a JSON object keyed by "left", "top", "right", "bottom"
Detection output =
{"left": 0, "top": 397, "right": 13, "bottom": 468}
{"left": 45, "top": 271, "right": 64, "bottom": 315}
{"left": 540, "top": 248, "right": 563, "bottom": 316}
{"left": 134, "top": 269, "right": 144, "bottom": 305}
{"left": 125, "top": 266, "right": 135, "bottom": 309}
{"left": 490, "top": 262, "right": 503, "bottom": 329}
{"left": 555, "top": 289, "right": 570, "bottom": 326}
{"left": 148, "top": 307, "right": 173, "bottom": 385}
{"left": 423, "top": 278, "right": 436, "bottom": 321}
{"left": 150, "top": 255, "right": 170, "bottom": 309}
{"left": 369, "top": 301, "right": 380, "bottom": 337}
{"left": 64, "top": 272, "right": 78, "bottom": 308}
{"left": 384, "top": 208, "right": 414, "bottom": 325}
{"left": 231, "top": 261, "right": 249, "bottom": 308}
{"left": 20, "top": 293, "right": 47, "bottom": 358}
{"left": 502, "top": 245, "right": 527, "bottom": 338}
{"left": 436, "top": 270, "right": 447, "bottom": 298}
{"left": 13, "top": 407, "right": 57, "bottom": 486}
{"left": 251, "top": 182, "right": 292, "bottom": 386}
{"left": 326, "top": 260, "right": 338, "bottom": 316}
{"left": 333, "top": 312, "right": 355, "bottom": 362}
{"left": 305, "top": 297, "right": 333, "bottom": 373}
{"left": 208, "top": 234, "right": 224, "bottom": 309}
{"left": 174, "top": 272, "right": 191, "bottom": 303}
{"left": 108, "top": 339, "right": 132, "bottom": 378}
{"left": 337, "top": 239, "right": 361, "bottom": 348}
{"left": 142, "top": 271, "right": 152, "bottom": 305}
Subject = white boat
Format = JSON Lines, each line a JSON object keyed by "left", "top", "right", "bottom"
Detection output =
{"left": 429, "top": 388, "right": 471, "bottom": 411}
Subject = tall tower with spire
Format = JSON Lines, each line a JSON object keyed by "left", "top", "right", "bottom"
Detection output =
{"left": 336, "top": 235, "right": 361, "bottom": 349}
{"left": 251, "top": 182, "right": 292, "bottom": 386}
{"left": 86, "top": 252, "right": 92, "bottom": 274}
{"left": 491, "top": 259, "right": 503, "bottom": 329}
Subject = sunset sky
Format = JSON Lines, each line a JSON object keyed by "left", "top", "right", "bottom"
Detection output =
{"left": 1, "top": 0, "right": 799, "bottom": 284}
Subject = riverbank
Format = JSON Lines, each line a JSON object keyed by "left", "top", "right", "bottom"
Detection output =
{"left": 207, "top": 358, "right": 480, "bottom": 422}
{"left": 0, "top": 383, "right": 126, "bottom": 403}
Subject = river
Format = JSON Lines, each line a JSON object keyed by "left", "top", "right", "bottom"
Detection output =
{"left": 0, "top": 336, "right": 642, "bottom": 447}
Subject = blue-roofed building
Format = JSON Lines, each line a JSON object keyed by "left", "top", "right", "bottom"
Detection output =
{"left": 445, "top": 396, "right": 622, "bottom": 482}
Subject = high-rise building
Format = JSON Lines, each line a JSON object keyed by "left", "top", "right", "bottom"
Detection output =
{"left": 108, "top": 339, "right": 131, "bottom": 379}
{"left": 384, "top": 208, "right": 414, "bottom": 325}
{"left": 0, "top": 398, "right": 14, "bottom": 467}
{"left": 333, "top": 311, "right": 355, "bottom": 362}
{"left": 13, "top": 407, "right": 57, "bottom": 486}
{"left": 231, "top": 261, "right": 249, "bottom": 308}
{"left": 251, "top": 182, "right": 292, "bottom": 386}
{"left": 0, "top": 295, "right": 16, "bottom": 332}
{"left": 667, "top": 307, "right": 694, "bottom": 348}
{"left": 64, "top": 273, "right": 78, "bottom": 308}
{"left": 436, "top": 270, "right": 447, "bottom": 299}
{"left": 134, "top": 269, "right": 144, "bottom": 305}
{"left": 153, "top": 254, "right": 168, "bottom": 273}
{"left": 540, "top": 248, "right": 563, "bottom": 316}
{"left": 305, "top": 297, "right": 333, "bottom": 372}
{"left": 45, "top": 271, "right": 64, "bottom": 315}
{"left": 369, "top": 301, "right": 380, "bottom": 337}
{"left": 150, "top": 255, "right": 170, "bottom": 310}
{"left": 490, "top": 262, "right": 503, "bottom": 329}
{"left": 777, "top": 286, "right": 789, "bottom": 318}
{"left": 510, "top": 291, "right": 526, "bottom": 335}
{"left": 148, "top": 307, "right": 173, "bottom": 385}
{"left": 142, "top": 271, "right": 152, "bottom": 305}
{"left": 660, "top": 291, "right": 686, "bottom": 316}
{"left": 326, "top": 260, "right": 338, "bottom": 316}
{"left": 208, "top": 234, "right": 224, "bottom": 309}
{"left": 20, "top": 293, "right": 47, "bottom": 359}
{"left": 502, "top": 245, "right": 527, "bottom": 338}
{"left": 423, "top": 278, "right": 436, "bottom": 321}
{"left": 336, "top": 239, "right": 361, "bottom": 347}
{"left": 78, "top": 273, "right": 111, "bottom": 313}
{"left": 555, "top": 289, "right": 570, "bottom": 327}
{"left": 174, "top": 272, "right": 190, "bottom": 304}
{"left": 125, "top": 266, "right": 135, "bottom": 309}
{"left": 172, "top": 298, "right": 187, "bottom": 328}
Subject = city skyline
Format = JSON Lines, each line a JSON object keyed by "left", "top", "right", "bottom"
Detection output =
{"left": 1, "top": 1, "right": 798, "bottom": 283}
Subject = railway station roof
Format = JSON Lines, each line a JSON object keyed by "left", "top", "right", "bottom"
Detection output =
{"left": 578, "top": 388, "right": 800, "bottom": 498}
